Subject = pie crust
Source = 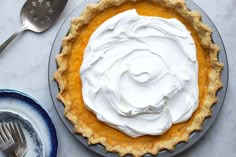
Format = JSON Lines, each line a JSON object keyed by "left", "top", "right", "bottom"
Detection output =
{"left": 54, "top": 0, "right": 223, "bottom": 156}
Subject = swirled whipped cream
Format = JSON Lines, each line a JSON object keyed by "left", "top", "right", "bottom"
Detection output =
{"left": 80, "top": 9, "right": 198, "bottom": 137}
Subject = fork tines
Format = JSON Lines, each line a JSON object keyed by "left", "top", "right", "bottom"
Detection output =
{"left": 8, "top": 121, "right": 28, "bottom": 157}
{"left": 0, "top": 122, "right": 14, "bottom": 151}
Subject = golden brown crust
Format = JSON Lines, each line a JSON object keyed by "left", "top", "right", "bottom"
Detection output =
{"left": 54, "top": 0, "right": 223, "bottom": 156}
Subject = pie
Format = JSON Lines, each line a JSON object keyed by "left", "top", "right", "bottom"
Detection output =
{"left": 54, "top": 0, "right": 223, "bottom": 156}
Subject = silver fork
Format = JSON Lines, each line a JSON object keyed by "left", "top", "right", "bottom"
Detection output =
{"left": 0, "top": 123, "right": 16, "bottom": 157}
{"left": 8, "top": 121, "right": 27, "bottom": 157}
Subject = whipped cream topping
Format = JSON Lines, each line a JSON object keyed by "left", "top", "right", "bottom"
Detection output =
{"left": 80, "top": 9, "right": 199, "bottom": 137}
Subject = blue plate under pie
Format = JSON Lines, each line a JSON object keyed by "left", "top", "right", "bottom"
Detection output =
{"left": 0, "top": 89, "right": 58, "bottom": 157}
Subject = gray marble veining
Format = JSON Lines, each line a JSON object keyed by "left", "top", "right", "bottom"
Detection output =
{"left": 0, "top": 0, "right": 235, "bottom": 157}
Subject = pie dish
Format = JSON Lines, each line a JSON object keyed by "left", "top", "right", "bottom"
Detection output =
{"left": 54, "top": 0, "right": 223, "bottom": 156}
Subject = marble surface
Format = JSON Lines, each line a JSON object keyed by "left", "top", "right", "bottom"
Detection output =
{"left": 0, "top": 0, "right": 235, "bottom": 157}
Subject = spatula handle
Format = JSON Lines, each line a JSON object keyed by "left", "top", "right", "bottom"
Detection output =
{"left": 0, "top": 24, "right": 28, "bottom": 55}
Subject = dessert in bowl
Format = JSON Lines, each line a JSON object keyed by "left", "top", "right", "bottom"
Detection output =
{"left": 54, "top": 0, "right": 223, "bottom": 156}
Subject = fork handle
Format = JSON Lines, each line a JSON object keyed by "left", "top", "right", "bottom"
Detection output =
{"left": 0, "top": 24, "right": 28, "bottom": 55}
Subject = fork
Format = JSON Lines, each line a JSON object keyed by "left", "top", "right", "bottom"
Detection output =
{"left": 8, "top": 121, "right": 27, "bottom": 157}
{"left": 0, "top": 123, "right": 16, "bottom": 157}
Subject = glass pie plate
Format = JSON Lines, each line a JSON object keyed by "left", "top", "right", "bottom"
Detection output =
{"left": 48, "top": 0, "right": 228, "bottom": 156}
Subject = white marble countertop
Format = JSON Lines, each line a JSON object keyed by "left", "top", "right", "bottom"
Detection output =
{"left": 0, "top": 0, "right": 235, "bottom": 157}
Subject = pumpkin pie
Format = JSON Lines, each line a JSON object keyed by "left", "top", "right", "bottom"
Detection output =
{"left": 54, "top": 0, "right": 223, "bottom": 156}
